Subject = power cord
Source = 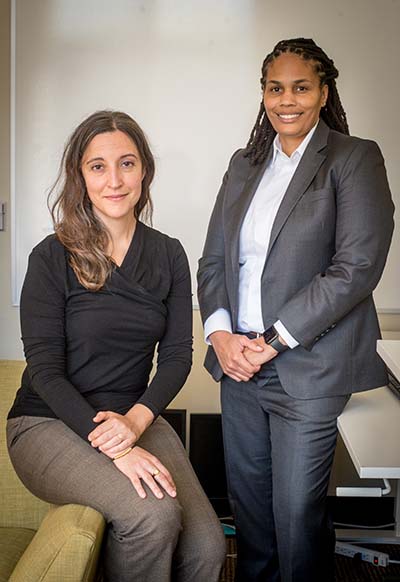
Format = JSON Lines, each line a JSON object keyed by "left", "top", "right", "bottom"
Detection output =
{"left": 334, "top": 521, "right": 396, "bottom": 530}
{"left": 220, "top": 517, "right": 237, "bottom": 558}
{"left": 219, "top": 515, "right": 234, "bottom": 521}
{"left": 220, "top": 517, "right": 400, "bottom": 565}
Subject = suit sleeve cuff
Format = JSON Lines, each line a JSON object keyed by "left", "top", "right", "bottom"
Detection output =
{"left": 204, "top": 309, "right": 233, "bottom": 344}
{"left": 274, "top": 320, "right": 299, "bottom": 349}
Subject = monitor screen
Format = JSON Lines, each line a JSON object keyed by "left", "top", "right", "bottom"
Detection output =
{"left": 189, "top": 413, "right": 230, "bottom": 517}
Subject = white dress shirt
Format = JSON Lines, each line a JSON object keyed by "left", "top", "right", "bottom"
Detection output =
{"left": 204, "top": 124, "right": 318, "bottom": 348}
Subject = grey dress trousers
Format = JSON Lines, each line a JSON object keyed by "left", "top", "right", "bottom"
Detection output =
{"left": 7, "top": 415, "right": 226, "bottom": 582}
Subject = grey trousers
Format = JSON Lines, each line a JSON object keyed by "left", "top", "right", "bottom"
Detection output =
{"left": 7, "top": 415, "right": 226, "bottom": 582}
{"left": 221, "top": 362, "right": 350, "bottom": 582}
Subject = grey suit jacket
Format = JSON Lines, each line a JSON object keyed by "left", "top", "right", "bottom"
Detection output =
{"left": 197, "top": 120, "right": 395, "bottom": 398}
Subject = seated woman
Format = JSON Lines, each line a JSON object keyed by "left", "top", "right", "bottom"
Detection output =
{"left": 7, "top": 110, "right": 226, "bottom": 582}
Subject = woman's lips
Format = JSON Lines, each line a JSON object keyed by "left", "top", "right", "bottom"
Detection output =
{"left": 276, "top": 113, "right": 302, "bottom": 122}
{"left": 104, "top": 194, "right": 129, "bottom": 201}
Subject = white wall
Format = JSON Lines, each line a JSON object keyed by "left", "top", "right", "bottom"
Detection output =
{"left": 9, "top": 0, "right": 400, "bottom": 311}
{"left": 1, "top": 0, "right": 400, "bottom": 491}
{"left": 0, "top": 0, "right": 21, "bottom": 360}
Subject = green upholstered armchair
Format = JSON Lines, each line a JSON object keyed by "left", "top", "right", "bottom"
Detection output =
{"left": 0, "top": 360, "right": 105, "bottom": 582}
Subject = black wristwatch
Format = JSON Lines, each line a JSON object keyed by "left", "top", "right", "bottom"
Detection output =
{"left": 263, "top": 326, "right": 288, "bottom": 353}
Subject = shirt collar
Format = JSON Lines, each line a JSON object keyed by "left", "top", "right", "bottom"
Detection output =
{"left": 272, "top": 122, "right": 319, "bottom": 164}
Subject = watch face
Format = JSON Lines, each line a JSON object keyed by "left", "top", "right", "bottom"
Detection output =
{"left": 263, "top": 327, "right": 278, "bottom": 344}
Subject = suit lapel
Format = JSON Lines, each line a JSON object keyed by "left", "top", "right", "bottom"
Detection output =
{"left": 266, "top": 120, "right": 330, "bottom": 258}
{"left": 228, "top": 149, "right": 273, "bottom": 274}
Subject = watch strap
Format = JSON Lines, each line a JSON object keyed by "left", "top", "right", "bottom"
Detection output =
{"left": 263, "top": 326, "right": 288, "bottom": 353}
{"left": 268, "top": 334, "right": 288, "bottom": 353}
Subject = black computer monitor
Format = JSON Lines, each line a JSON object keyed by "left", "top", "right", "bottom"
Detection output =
{"left": 189, "top": 413, "right": 230, "bottom": 517}
{"left": 161, "top": 408, "right": 187, "bottom": 446}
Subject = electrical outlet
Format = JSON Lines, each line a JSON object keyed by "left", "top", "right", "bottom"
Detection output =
{"left": 335, "top": 542, "right": 389, "bottom": 567}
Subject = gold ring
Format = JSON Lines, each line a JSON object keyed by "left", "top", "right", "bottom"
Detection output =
{"left": 152, "top": 469, "right": 160, "bottom": 477}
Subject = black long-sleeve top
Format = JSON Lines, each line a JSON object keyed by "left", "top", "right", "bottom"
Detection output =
{"left": 8, "top": 221, "right": 193, "bottom": 440}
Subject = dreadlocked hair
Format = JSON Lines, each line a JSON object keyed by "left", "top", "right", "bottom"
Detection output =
{"left": 245, "top": 38, "right": 349, "bottom": 165}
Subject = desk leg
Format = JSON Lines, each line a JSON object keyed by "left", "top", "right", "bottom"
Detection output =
{"left": 396, "top": 479, "right": 400, "bottom": 538}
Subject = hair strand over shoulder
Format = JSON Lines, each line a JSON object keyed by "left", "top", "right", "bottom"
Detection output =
{"left": 48, "top": 110, "right": 155, "bottom": 290}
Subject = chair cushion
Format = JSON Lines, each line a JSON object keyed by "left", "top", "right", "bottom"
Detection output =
{"left": 1, "top": 362, "right": 105, "bottom": 581}
{"left": 0, "top": 360, "right": 49, "bottom": 530}
{"left": 9, "top": 504, "right": 105, "bottom": 582}
{"left": 0, "top": 526, "right": 36, "bottom": 582}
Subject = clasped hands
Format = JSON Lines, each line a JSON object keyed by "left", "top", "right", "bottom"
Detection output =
{"left": 210, "top": 330, "right": 282, "bottom": 382}
{"left": 88, "top": 404, "right": 176, "bottom": 500}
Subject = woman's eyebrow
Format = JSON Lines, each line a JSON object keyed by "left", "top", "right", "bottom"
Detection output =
{"left": 84, "top": 153, "right": 138, "bottom": 165}
{"left": 266, "top": 78, "right": 311, "bottom": 85}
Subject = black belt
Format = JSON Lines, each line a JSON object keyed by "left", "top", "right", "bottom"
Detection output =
{"left": 236, "top": 330, "right": 262, "bottom": 340}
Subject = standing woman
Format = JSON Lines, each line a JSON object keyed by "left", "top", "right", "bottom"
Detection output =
{"left": 7, "top": 110, "right": 226, "bottom": 582}
{"left": 198, "top": 39, "right": 394, "bottom": 582}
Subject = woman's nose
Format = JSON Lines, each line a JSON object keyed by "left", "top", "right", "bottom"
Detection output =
{"left": 108, "top": 167, "right": 123, "bottom": 189}
{"left": 279, "top": 89, "right": 296, "bottom": 105}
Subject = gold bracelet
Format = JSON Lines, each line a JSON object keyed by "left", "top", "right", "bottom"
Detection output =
{"left": 112, "top": 447, "right": 133, "bottom": 461}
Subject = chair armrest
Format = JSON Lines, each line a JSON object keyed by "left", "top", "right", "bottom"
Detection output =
{"left": 10, "top": 504, "right": 105, "bottom": 582}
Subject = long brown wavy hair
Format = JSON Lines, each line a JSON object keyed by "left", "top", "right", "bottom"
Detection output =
{"left": 49, "top": 110, "right": 155, "bottom": 291}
